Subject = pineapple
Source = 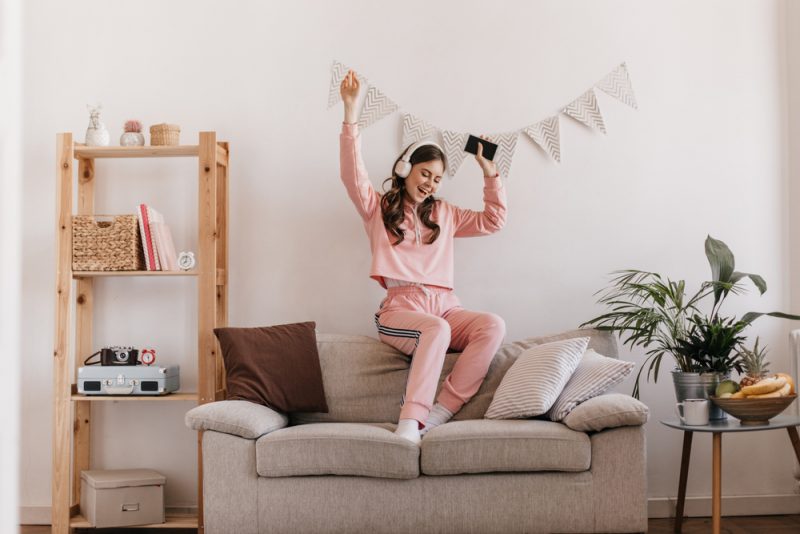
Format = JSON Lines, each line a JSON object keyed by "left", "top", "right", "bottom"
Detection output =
{"left": 738, "top": 338, "right": 770, "bottom": 387}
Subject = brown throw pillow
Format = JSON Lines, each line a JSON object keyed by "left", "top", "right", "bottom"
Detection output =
{"left": 214, "top": 322, "right": 328, "bottom": 413}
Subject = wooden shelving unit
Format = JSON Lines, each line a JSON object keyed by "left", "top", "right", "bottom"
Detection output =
{"left": 52, "top": 132, "right": 229, "bottom": 533}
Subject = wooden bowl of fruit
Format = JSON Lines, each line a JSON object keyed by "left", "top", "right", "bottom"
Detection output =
{"left": 712, "top": 373, "right": 796, "bottom": 425}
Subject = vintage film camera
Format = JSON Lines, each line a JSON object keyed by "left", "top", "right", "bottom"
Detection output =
{"left": 84, "top": 346, "right": 140, "bottom": 366}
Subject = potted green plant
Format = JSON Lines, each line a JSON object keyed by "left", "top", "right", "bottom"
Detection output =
{"left": 581, "top": 236, "right": 800, "bottom": 418}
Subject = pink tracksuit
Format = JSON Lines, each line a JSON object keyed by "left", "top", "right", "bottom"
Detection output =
{"left": 340, "top": 122, "right": 507, "bottom": 425}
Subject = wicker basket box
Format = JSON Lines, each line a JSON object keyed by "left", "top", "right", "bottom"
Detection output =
{"left": 72, "top": 215, "right": 145, "bottom": 271}
{"left": 149, "top": 123, "right": 180, "bottom": 146}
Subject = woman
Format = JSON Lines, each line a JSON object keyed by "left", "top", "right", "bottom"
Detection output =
{"left": 339, "top": 70, "right": 507, "bottom": 444}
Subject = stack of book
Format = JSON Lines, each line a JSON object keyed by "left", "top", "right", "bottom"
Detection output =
{"left": 136, "top": 204, "right": 179, "bottom": 271}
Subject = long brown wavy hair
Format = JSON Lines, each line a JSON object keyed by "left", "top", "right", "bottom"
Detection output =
{"left": 381, "top": 144, "right": 448, "bottom": 246}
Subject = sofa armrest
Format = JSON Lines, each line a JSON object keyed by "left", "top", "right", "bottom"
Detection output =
{"left": 185, "top": 400, "right": 289, "bottom": 439}
{"left": 562, "top": 393, "right": 649, "bottom": 432}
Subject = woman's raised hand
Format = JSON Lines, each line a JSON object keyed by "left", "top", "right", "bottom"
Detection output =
{"left": 474, "top": 135, "right": 498, "bottom": 177}
{"left": 340, "top": 70, "right": 360, "bottom": 124}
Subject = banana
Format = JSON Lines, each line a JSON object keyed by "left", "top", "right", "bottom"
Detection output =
{"left": 773, "top": 373, "right": 796, "bottom": 395}
{"left": 731, "top": 391, "right": 747, "bottom": 399}
{"left": 777, "top": 383, "right": 792, "bottom": 397}
{"left": 747, "top": 390, "right": 782, "bottom": 399}
{"left": 740, "top": 376, "right": 787, "bottom": 396}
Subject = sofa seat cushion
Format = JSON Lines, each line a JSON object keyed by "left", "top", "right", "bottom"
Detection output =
{"left": 420, "top": 420, "right": 590, "bottom": 476}
{"left": 256, "top": 422, "right": 419, "bottom": 479}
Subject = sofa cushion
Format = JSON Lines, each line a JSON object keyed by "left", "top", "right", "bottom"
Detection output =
{"left": 420, "top": 420, "right": 591, "bottom": 475}
{"left": 484, "top": 337, "right": 589, "bottom": 419}
{"left": 256, "top": 422, "right": 419, "bottom": 479}
{"left": 452, "top": 328, "right": 618, "bottom": 421}
{"left": 547, "top": 349, "right": 635, "bottom": 421}
{"left": 562, "top": 393, "right": 649, "bottom": 432}
{"left": 290, "top": 334, "right": 409, "bottom": 424}
{"left": 214, "top": 322, "right": 328, "bottom": 413}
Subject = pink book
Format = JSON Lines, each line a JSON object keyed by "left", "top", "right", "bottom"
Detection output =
{"left": 137, "top": 204, "right": 158, "bottom": 270}
{"left": 149, "top": 209, "right": 177, "bottom": 271}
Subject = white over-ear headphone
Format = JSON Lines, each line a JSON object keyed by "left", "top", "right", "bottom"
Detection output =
{"left": 394, "top": 140, "right": 445, "bottom": 178}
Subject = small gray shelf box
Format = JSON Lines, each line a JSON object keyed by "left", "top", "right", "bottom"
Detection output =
{"left": 80, "top": 468, "right": 165, "bottom": 528}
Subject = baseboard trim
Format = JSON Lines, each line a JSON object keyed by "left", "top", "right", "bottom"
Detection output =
{"left": 23, "top": 497, "right": 800, "bottom": 524}
{"left": 20, "top": 506, "right": 198, "bottom": 526}
{"left": 648, "top": 494, "right": 800, "bottom": 518}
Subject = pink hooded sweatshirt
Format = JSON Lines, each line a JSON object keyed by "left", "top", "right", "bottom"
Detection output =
{"left": 340, "top": 122, "right": 507, "bottom": 290}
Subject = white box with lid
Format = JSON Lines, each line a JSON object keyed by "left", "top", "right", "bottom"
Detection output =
{"left": 80, "top": 469, "right": 165, "bottom": 528}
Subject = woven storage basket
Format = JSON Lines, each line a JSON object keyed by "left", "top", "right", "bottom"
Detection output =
{"left": 149, "top": 123, "right": 180, "bottom": 146}
{"left": 72, "top": 215, "right": 145, "bottom": 271}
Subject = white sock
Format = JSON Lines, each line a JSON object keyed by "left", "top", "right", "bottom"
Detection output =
{"left": 395, "top": 418, "right": 421, "bottom": 445}
{"left": 420, "top": 403, "right": 454, "bottom": 437}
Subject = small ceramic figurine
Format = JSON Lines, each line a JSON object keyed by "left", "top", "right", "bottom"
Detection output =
{"left": 85, "top": 104, "right": 110, "bottom": 146}
{"left": 120, "top": 120, "right": 145, "bottom": 146}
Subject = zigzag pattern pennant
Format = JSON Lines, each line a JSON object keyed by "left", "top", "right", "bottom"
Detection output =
{"left": 441, "top": 130, "right": 468, "bottom": 177}
{"left": 357, "top": 86, "right": 399, "bottom": 129}
{"left": 402, "top": 113, "right": 439, "bottom": 147}
{"left": 596, "top": 62, "right": 637, "bottom": 109}
{"left": 524, "top": 116, "right": 561, "bottom": 163}
{"left": 562, "top": 89, "right": 606, "bottom": 134}
{"left": 327, "top": 60, "right": 368, "bottom": 109}
{"left": 487, "top": 132, "right": 519, "bottom": 178}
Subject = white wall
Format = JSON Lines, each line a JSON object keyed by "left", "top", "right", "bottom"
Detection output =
{"left": 2, "top": 0, "right": 22, "bottom": 531}
{"left": 21, "top": 0, "right": 800, "bottom": 521}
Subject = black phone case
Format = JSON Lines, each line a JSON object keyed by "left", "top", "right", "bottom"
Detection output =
{"left": 464, "top": 135, "right": 498, "bottom": 161}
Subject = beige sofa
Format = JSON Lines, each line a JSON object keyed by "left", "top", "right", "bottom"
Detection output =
{"left": 186, "top": 329, "right": 648, "bottom": 534}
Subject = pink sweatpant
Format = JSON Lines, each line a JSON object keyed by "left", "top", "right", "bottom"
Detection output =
{"left": 375, "top": 285, "right": 506, "bottom": 425}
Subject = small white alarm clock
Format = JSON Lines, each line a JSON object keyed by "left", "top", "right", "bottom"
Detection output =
{"left": 178, "top": 251, "right": 196, "bottom": 271}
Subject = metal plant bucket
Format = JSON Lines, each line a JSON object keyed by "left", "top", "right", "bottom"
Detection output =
{"left": 672, "top": 370, "right": 728, "bottom": 420}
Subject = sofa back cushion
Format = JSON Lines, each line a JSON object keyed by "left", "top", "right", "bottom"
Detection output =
{"left": 291, "top": 334, "right": 408, "bottom": 424}
{"left": 290, "top": 329, "right": 617, "bottom": 424}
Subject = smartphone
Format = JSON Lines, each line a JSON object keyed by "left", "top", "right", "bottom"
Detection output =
{"left": 464, "top": 135, "right": 498, "bottom": 161}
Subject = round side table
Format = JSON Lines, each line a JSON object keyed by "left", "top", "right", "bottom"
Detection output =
{"left": 660, "top": 414, "right": 800, "bottom": 534}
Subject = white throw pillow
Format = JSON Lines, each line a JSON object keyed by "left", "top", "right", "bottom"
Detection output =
{"left": 484, "top": 337, "right": 589, "bottom": 419}
{"left": 547, "top": 348, "right": 635, "bottom": 421}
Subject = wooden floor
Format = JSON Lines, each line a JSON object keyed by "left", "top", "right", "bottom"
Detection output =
{"left": 20, "top": 515, "right": 800, "bottom": 533}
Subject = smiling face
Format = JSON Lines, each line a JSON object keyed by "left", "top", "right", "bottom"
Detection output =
{"left": 403, "top": 159, "right": 445, "bottom": 204}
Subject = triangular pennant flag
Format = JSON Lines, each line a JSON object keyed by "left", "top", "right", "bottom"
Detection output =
{"left": 328, "top": 60, "right": 368, "bottom": 109}
{"left": 402, "top": 113, "right": 439, "bottom": 147}
{"left": 523, "top": 116, "right": 561, "bottom": 163}
{"left": 487, "top": 132, "right": 519, "bottom": 178}
{"left": 441, "top": 130, "right": 468, "bottom": 177}
{"left": 562, "top": 89, "right": 606, "bottom": 134}
{"left": 357, "top": 86, "right": 399, "bottom": 129}
{"left": 596, "top": 62, "right": 638, "bottom": 109}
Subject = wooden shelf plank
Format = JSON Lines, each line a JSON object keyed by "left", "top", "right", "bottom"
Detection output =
{"left": 71, "top": 391, "right": 198, "bottom": 402}
{"left": 70, "top": 512, "right": 198, "bottom": 528}
{"left": 74, "top": 145, "right": 200, "bottom": 159}
{"left": 73, "top": 270, "right": 197, "bottom": 278}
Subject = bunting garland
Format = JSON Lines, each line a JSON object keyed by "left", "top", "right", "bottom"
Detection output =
{"left": 524, "top": 116, "right": 562, "bottom": 163}
{"left": 488, "top": 132, "right": 520, "bottom": 178}
{"left": 357, "top": 86, "right": 399, "bottom": 129}
{"left": 402, "top": 113, "right": 439, "bottom": 147}
{"left": 562, "top": 89, "right": 606, "bottom": 134}
{"left": 596, "top": 62, "right": 638, "bottom": 109}
{"left": 329, "top": 61, "right": 636, "bottom": 173}
{"left": 441, "top": 130, "right": 469, "bottom": 177}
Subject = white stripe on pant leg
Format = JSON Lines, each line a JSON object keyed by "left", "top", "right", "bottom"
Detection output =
{"left": 375, "top": 315, "right": 421, "bottom": 408}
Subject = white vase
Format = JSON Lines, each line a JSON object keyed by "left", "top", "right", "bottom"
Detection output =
{"left": 85, "top": 126, "right": 110, "bottom": 147}
{"left": 120, "top": 132, "right": 145, "bottom": 146}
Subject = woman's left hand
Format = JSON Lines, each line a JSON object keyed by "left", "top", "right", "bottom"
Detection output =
{"left": 474, "top": 135, "right": 498, "bottom": 177}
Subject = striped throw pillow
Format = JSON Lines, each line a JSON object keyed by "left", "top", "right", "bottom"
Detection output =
{"left": 547, "top": 349, "right": 635, "bottom": 421}
{"left": 484, "top": 337, "right": 589, "bottom": 419}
